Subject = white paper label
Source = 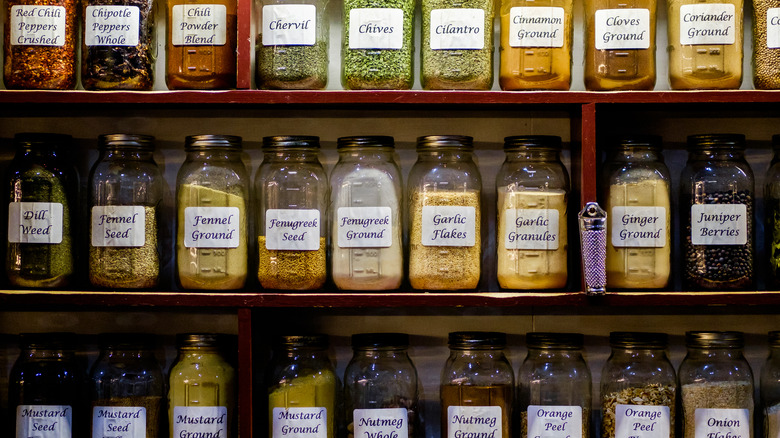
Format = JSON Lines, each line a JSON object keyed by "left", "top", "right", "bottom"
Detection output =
{"left": 527, "top": 406, "right": 582, "bottom": 438}
{"left": 337, "top": 206, "right": 392, "bottom": 247}
{"left": 421, "top": 205, "right": 476, "bottom": 247}
{"left": 10, "top": 6, "right": 66, "bottom": 46}
{"left": 690, "top": 204, "right": 747, "bottom": 245}
{"left": 429, "top": 9, "right": 485, "bottom": 50}
{"left": 503, "top": 208, "right": 560, "bottom": 250}
{"left": 262, "top": 4, "right": 315, "bottom": 46}
{"left": 91, "top": 206, "right": 145, "bottom": 247}
{"left": 610, "top": 206, "right": 666, "bottom": 248}
{"left": 173, "top": 406, "right": 228, "bottom": 438}
{"left": 92, "top": 406, "right": 146, "bottom": 438}
{"left": 171, "top": 4, "right": 227, "bottom": 45}
{"left": 16, "top": 405, "right": 72, "bottom": 438}
{"left": 446, "top": 406, "right": 501, "bottom": 438}
{"left": 693, "top": 408, "right": 749, "bottom": 438}
{"left": 767, "top": 8, "right": 780, "bottom": 48}
{"left": 616, "top": 405, "right": 670, "bottom": 438}
{"left": 8, "top": 202, "right": 63, "bottom": 244}
{"left": 349, "top": 8, "right": 404, "bottom": 49}
{"left": 265, "top": 209, "right": 320, "bottom": 250}
{"left": 353, "top": 408, "right": 408, "bottom": 438}
{"left": 183, "top": 206, "right": 240, "bottom": 248}
{"left": 272, "top": 407, "right": 327, "bottom": 438}
{"left": 508, "top": 7, "right": 564, "bottom": 47}
{"left": 85, "top": 6, "right": 139, "bottom": 46}
{"left": 679, "top": 4, "right": 736, "bottom": 45}
{"left": 594, "top": 8, "right": 651, "bottom": 50}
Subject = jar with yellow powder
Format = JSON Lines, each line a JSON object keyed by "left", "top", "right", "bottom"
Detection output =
{"left": 496, "top": 136, "right": 569, "bottom": 290}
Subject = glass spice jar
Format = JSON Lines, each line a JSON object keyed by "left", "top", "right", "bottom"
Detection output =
{"left": 168, "top": 333, "right": 236, "bottom": 438}
{"left": 6, "top": 133, "right": 77, "bottom": 289}
{"left": 496, "top": 136, "right": 569, "bottom": 290}
{"left": 90, "top": 333, "right": 165, "bottom": 438}
{"left": 753, "top": 0, "right": 780, "bottom": 89}
{"left": 766, "top": 136, "right": 780, "bottom": 288}
{"left": 681, "top": 134, "right": 754, "bottom": 290}
{"left": 255, "top": 0, "right": 329, "bottom": 89}
{"left": 176, "top": 135, "right": 249, "bottom": 290}
{"left": 603, "top": 136, "right": 671, "bottom": 290}
{"left": 330, "top": 136, "right": 403, "bottom": 290}
{"left": 584, "top": 0, "right": 656, "bottom": 90}
{"left": 679, "top": 331, "right": 754, "bottom": 438}
{"left": 600, "top": 332, "right": 676, "bottom": 438}
{"left": 256, "top": 136, "right": 328, "bottom": 290}
{"left": 518, "top": 333, "right": 591, "bottom": 438}
{"left": 267, "top": 334, "right": 339, "bottom": 438}
{"left": 408, "top": 135, "right": 482, "bottom": 290}
{"left": 441, "top": 331, "right": 514, "bottom": 438}
{"left": 762, "top": 331, "right": 780, "bottom": 438}
{"left": 344, "top": 333, "right": 419, "bottom": 438}
{"left": 89, "top": 134, "right": 163, "bottom": 289}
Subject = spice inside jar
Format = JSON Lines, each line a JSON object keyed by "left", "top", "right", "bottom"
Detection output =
{"left": 753, "top": 0, "right": 780, "bottom": 88}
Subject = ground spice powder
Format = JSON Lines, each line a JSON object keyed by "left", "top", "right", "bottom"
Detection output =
{"left": 682, "top": 381, "right": 753, "bottom": 438}
{"left": 257, "top": 236, "right": 326, "bottom": 290}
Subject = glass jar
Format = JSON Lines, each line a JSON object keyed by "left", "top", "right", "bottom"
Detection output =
{"left": 342, "top": 0, "right": 414, "bottom": 89}
{"left": 3, "top": 0, "right": 78, "bottom": 89}
{"left": 81, "top": 0, "right": 155, "bottom": 90}
{"left": 584, "top": 0, "right": 656, "bottom": 90}
{"left": 330, "top": 136, "right": 403, "bottom": 291}
{"left": 680, "top": 134, "right": 754, "bottom": 290}
{"left": 603, "top": 136, "right": 671, "bottom": 289}
{"left": 518, "top": 332, "right": 591, "bottom": 438}
{"left": 176, "top": 135, "right": 249, "bottom": 290}
{"left": 256, "top": 136, "right": 328, "bottom": 290}
{"left": 441, "top": 331, "right": 514, "bottom": 438}
{"left": 6, "top": 133, "right": 77, "bottom": 289}
{"left": 499, "top": 0, "right": 573, "bottom": 90}
{"left": 762, "top": 331, "right": 780, "bottom": 438}
{"left": 255, "top": 0, "right": 328, "bottom": 89}
{"left": 89, "top": 134, "right": 163, "bottom": 289}
{"left": 753, "top": 0, "right": 780, "bottom": 88}
{"left": 496, "top": 136, "right": 569, "bottom": 290}
{"left": 679, "top": 331, "right": 754, "bottom": 438}
{"left": 600, "top": 332, "right": 676, "bottom": 438}
{"left": 408, "top": 135, "right": 482, "bottom": 290}
{"left": 344, "top": 333, "right": 418, "bottom": 438}
{"left": 9, "top": 332, "right": 87, "bottom": 437}
{"left": 165, "top": 0, "right": 237, "bottom": 89}
{"left": 667, "top": 0, "right": 743, "bottom": 89}
{"left": 267, "top": 334, "right": 339, "bottom": 438}
{"left": 766, "top": 136, "right": 780, "bottom": 288}
{"left": 90, "top": 333, "right": 165, "bottom": 438}
{"left": 421, "top": 0, "right": 494, "bottom": 89}
{"left": 168, "top": 333, "right": 236, "bottom": 438}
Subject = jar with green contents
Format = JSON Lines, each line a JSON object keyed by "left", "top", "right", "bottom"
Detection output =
{"left": 766, "top": 135, "right": 780, "bottom": 288}
{"left": 6, "top": 133, "right": 77, "bottom": 288}
{"left": 267, "top": 334, "right": 339, "bottom": 438}
{"left": 176, "top": 135, "right": 249, "bottom": 290}
{"left": 761, "top": 331, "right": 780, "bottom": 438}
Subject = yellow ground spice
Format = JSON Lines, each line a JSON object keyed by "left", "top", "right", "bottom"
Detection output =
{"left": 257, "top": 236, "right": 326, "bottom": 290}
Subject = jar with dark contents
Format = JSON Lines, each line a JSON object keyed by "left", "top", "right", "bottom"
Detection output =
{"left": 761, "top": 331, "right": 780, "bottom": 438}
{"left": 765, "top": 136, "right": 780, "bottom": 288}
{"left": 681, "top": 134, "right": 754, "bottom": 290}
{"left": 344, "top": 333, "right": 419, "bottom": 438}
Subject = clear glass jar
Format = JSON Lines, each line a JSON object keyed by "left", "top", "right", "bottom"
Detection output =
{"left": 267, "top": 334, "right": 339, "bottom": 438}
{"left": 681, "top": 134, "right": 754, "bottom": 290}
{"left": 441, "top": 331, "right": 514, "bottom": 438}
{"left": 584, "top": 0, "right": 656, "bottom": 90}
{"left": 408, "top": 135, "right": 482, "bottom": 290}
{"left": 499, "top": 0, "right": 573, "bottom": 90}
{"left": 168, "top": 333, "right": 236, "bottom": 438}
{"left": 679, "top": 331, "right": 754, "bottom": 438}
{"left": 753, "top": 0, "right": 780, "bottom": 88}
{"left": 518, "top": 333, "right": 591, "bottom": 438}
{"left": 330, "top": 136, "right": 403, "bottom": 290}
{"left": 600, "top": 332, "right": 676, "bottom": 438}
{"left": 344, "top": 333, "right": 418, "bottom": 438}
{"left": 766, "top": 136, "right": 780, "bottom": 288}
{"left": 341, "top": 0, "right": 414, "bottom": 89}
{"left": 667, "top": 0, "right": 743, "bottom": 89}
{"left": 9, "top": 332, "right": 87, "bottom": 437}
{"left": 762, "top": 331, "right": 780, "bottom": 438}
{"left": 603, "top": 136, "right": 671, "bottom": 289}
{"left": 89, "top": 134, "right": 163, "bottom": 289}
{"left": 255, "top": 0, "right": 329, "bottom": 89}
{"left": 90, "top": 333, "right": 165, "bottom": 438}
{"left": 175, "top": 135, "right": 249, "bottom": 290}
{"left": 6, "top": 133, "right": 77, "bottom": 289}
{"left": 496, "top": 136, "right": 569, "bottom": 290}
{"left": 256, "top": 136, "right": 328, "bottom": 290}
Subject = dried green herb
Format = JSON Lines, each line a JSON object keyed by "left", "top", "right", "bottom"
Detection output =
{"left": 256, "top": 39, "right": 328, "bottom": 89}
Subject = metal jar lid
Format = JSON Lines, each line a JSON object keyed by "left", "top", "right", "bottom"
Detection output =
{"left": 14, "top": 132, "right": 72, "bottom": 148}
{"left": 611, "top": 135, "right": 662, "bottom": 149}
{"left": 19, "top": 332, "right": 77, "bottom": 350}
{"left": 526, "top": 332, "right": 584, "bottom": 349}
{"left": 185, "top": 135, "right": 242, "bottom": 151}
{"left": 416, "top": 135, "right": 473, "bottom": 150}
{"left": 352, "top": 332, "right": 409, "bottom": 349}
{"left": 610, "top": 332, "right": 668, "bottom": 349}
{"left": 98, "top": 332, "right": 157, "bottom": 350}
{"left": 275, "top": 334, "right": 329, "bottom": 349}
{"left": 337, "top": 136, "right": 395, "bottom": 149}
{"left": 688, "top": 134, "right": 745, "bottom": 149}
{"left": 448, "top": 331, "right": 506, "bottom": 348}
{"left": 263, "top": 136, "right": 320, "bottom": 149}
{"left": 99, "top": 134, "right": 155, "bottom": 151}
{"left": 176, "top": 333, "right": 221, "bottom": 348}
{"left": 685, "top": 331, "right": 744, "bottom": 348}
{"left": 770, "top": 331, "right": 780, "bottom": 347}
{"left": 504, "top": 135, "right": 562, "bottom": 150}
